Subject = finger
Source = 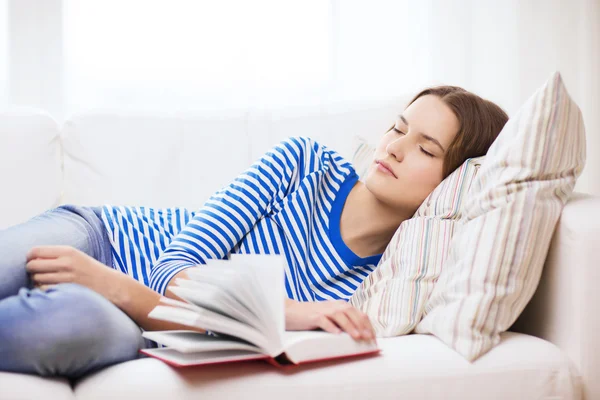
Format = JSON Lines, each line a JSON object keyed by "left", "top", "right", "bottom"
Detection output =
{"left": 329, "top": 310, "right": 362, "bottom": 340}
{"left": 31, "top": 272, "right": 72, "bottom": 285}
{"left": 26, "top": 245, "right": 76, "bottom": 261}
{"left": 25, "top": 258, "right": 66, "bottom": 273}
{"left": 345, "top": 308, "right": 375, "bottom": 340}
{"left": 37, "top": 284, "right": 56, "bottom": 291}
{"left": 342, "top": 302, "right": 376, "bottom": 339}
{"left": 316, "top": 315, "right": 342, "bottom": 334}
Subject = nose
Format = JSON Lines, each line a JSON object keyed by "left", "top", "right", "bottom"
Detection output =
{"left": 385, "top": 136, "right": 406, "bottom": 161}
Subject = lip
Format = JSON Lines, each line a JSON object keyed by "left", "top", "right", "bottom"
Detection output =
{"left": 375, "top": 160, "right": 397, "bottom": 178}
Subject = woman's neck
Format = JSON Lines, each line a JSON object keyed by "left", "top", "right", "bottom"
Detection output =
{"left": 339, "top": 180, "right": 414, "bottom": 258}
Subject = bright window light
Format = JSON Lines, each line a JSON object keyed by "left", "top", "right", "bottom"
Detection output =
{"left": 63, "top": 0, "right": 332, "bottom": 111}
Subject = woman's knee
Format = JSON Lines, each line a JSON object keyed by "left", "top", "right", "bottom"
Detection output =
{"left": 41, "top": 283, "right": 144, "bottom": 348}
{"left": 0, "top": 207, "right": 104, "bottom": 299}
{"left": 0, "top": 283, "right": 145, "bottom": 377}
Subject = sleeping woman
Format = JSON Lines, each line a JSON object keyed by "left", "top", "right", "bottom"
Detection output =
{"left": 0, "top": 85, "right": 508, "bottom": 378}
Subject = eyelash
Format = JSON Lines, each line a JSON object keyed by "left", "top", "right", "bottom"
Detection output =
{"left": 392, "top": 127, "right": 435, "bottom": 157}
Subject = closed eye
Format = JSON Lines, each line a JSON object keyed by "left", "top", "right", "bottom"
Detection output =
{"left": 393, "top": 127, "right": 435, "bottom": 157}
{"left": 419, "top": 147, "right": 434, "bottom": 157}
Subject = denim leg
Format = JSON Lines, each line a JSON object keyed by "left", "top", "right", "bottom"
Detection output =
{"left": 0, "top": 205, "right": 154, "bottom": 378}
{"left": 0, "top": 205, "right": 113, "bottom": 300}
{"left": 0, "top": 283, "right": 149, "bottom": 379}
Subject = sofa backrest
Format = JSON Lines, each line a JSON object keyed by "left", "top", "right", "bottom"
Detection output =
{"left": 0, "top": 108, "right": 63, "bottom": 229}
{"left": 0, "top": 97, "right": 407, "bottom": 228}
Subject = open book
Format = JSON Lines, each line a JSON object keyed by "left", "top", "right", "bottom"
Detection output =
{"left": 140, "top": 254, "right": 380, "bottom": 367}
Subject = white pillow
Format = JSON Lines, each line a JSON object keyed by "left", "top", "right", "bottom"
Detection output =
{"left": 350, "top": 136, "right": 374, "bottom": 181}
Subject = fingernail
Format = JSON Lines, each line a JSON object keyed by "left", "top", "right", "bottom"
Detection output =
{"left": 352, "top": 330, "right": 359, "bottom": 337}
{"left": 363, "top": 330, "right": 372, "bottom": 338}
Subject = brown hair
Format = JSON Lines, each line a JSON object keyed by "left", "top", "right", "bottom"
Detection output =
{"left": 387, "top": 86, "right": 509, "bottom": 178}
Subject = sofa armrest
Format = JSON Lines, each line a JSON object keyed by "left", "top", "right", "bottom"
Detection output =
{"left": 511, "top": 192, "right": 600, "bottom": 400}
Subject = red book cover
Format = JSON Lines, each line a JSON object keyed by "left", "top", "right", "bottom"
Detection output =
{"left": 139, "top": 347, "right": 381, "bottom": 368}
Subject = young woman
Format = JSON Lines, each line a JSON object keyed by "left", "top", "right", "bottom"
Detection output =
{"left": 0, "top": 86, "right": 508, "bottom": 379}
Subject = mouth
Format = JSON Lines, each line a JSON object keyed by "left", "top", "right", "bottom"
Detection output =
{"left": 375, "top": 160, "right": 397, "bottom": 178}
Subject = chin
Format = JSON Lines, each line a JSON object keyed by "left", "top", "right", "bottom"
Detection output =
{"left": 366, "top": 174, "right": 431, "bottom": 209}
{"left": 364, "top": 175, "right": 399, "bottom": 202}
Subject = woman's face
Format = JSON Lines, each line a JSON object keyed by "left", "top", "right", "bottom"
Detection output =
{"left": 364, "top": 94, "right": 460, "bottom": 211}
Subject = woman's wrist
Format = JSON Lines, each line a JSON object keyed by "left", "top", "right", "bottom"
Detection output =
{"left": 107, "top": 269, "right": 136, "bottom": 310}
{"left": 284, "top": 298, "right": 306, "bottom": 331}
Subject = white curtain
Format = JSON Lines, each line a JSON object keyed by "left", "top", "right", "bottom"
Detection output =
{"left": 2, "top": 0, "right": 599, "bottom": 195}
{"left": 0, "top": 0, "right": 7, "bottom": 108}
{"left": 63, "top": 0, "right": 334, "bottom": 112}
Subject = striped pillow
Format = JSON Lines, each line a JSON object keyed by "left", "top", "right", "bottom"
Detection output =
{"left": 414, "top": 71, "right": 587, "bottom": 361}
{"left": 349, "top": 136, "right": 484, "bottom": 335}
{"left": 351, "top": 135, "right": 374, "bottom": 181}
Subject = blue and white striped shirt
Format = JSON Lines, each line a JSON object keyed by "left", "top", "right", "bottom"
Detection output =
{"left": 99, "top": 136, "right": 382, "bottom": 302}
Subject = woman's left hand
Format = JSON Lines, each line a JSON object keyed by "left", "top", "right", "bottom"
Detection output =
{"left": 26, "top": 245, "right": 123, "bottom": 304}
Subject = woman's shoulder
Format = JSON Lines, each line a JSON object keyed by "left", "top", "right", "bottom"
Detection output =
{"left": 269, "top": 136, "right": 355, "bottom": 181}
{"left": 272, "top": 136, "right": 347, "bottom": 164}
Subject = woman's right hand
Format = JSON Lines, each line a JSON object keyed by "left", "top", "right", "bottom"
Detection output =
{"left": 284, "top": 298, "right": 376, "bottom": 341}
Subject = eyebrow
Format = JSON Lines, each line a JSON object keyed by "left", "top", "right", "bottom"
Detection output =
{"left": 399, "top": 115, "right": 446, "bottom": 153}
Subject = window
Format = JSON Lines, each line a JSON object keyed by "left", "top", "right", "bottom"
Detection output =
{"left": 63, "top": 0, "right": 332, "bottom": 112}
{"left": 0, "top": 0, "right": 8, "bottom": 107}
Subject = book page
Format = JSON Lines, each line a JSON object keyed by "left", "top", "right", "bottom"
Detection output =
{"left": 195, "top": 255, "right": 285, "bottom": 354}
{"left": 229, "top": 254, "right": 285, "bottom": 340}
{"left": 147, "top": 305, "right": 271, "bottom": 352}
{"left": 140, "top": 347, "right": 269, "bottom": 367}
{"left": 142, "top": 330, "right": 262, "bottom": 353}
{"left": 152, "top": 255, "right": 286, "bottom": 357}
{"left": 168, "top": 281, "right": 265, "bottom": 332}
{"left": 281, "top": 330, "right": 379, "bottom": 365}
{"left": 184, "top": 265, "right": 269, "bottom": 327}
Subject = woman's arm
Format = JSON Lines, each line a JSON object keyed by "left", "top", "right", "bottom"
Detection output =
{"left": 112, "top": 271, "right": 376, "bottom": 339}
{"left": 111, "top": 268, "right": 205, "bottom": 332}
{"left": 27, "top": 246, "right": 374, "bottom": 340}
{"left": 147, "top": 137, "right": 315, "bottom": 296}
{"left": 26, "top": 245, "right": 205, "bottom": 332}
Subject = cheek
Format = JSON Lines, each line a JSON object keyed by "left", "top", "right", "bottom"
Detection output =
{"left": 376, "top": 132, "right": 396, "bottom": 151}
{"left": 374, "top": 141, "right": 390, "bottom": 155}
{"left": 401, "top": 162, "right": 444, "bottom": 192}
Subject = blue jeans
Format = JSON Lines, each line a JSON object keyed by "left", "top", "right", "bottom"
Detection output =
{"left": 0, "top": 205, "right": 154, "bottom": 379}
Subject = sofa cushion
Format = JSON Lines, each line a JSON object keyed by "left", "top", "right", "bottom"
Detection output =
{"left": 246, "top": 97, "right": 408, "bottom": 164}
{"left": 511, "top": 193, "right": 600, "bottom": 400}
{"left": 0, "top": 371, "right": 74, "bottom": 400}
{"left": 61, "top": 110, "right": 250, "bottom": 210}
{"left": 0, "top": 107, "right": 62, "bottom": 229}
{"left": 60, "top": 98, "right": 409, "bottom": 211}
{"left": 71, "top": 332, "right": 580, "bottom": 400}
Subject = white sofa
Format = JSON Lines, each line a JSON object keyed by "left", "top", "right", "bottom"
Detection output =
{"left": 0, "top": 105, "right": 599, "bottom": 400}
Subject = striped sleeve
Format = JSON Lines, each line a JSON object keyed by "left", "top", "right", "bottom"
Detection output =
{"left": 148, "top": 136, "right": 319, "bottom": 295}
